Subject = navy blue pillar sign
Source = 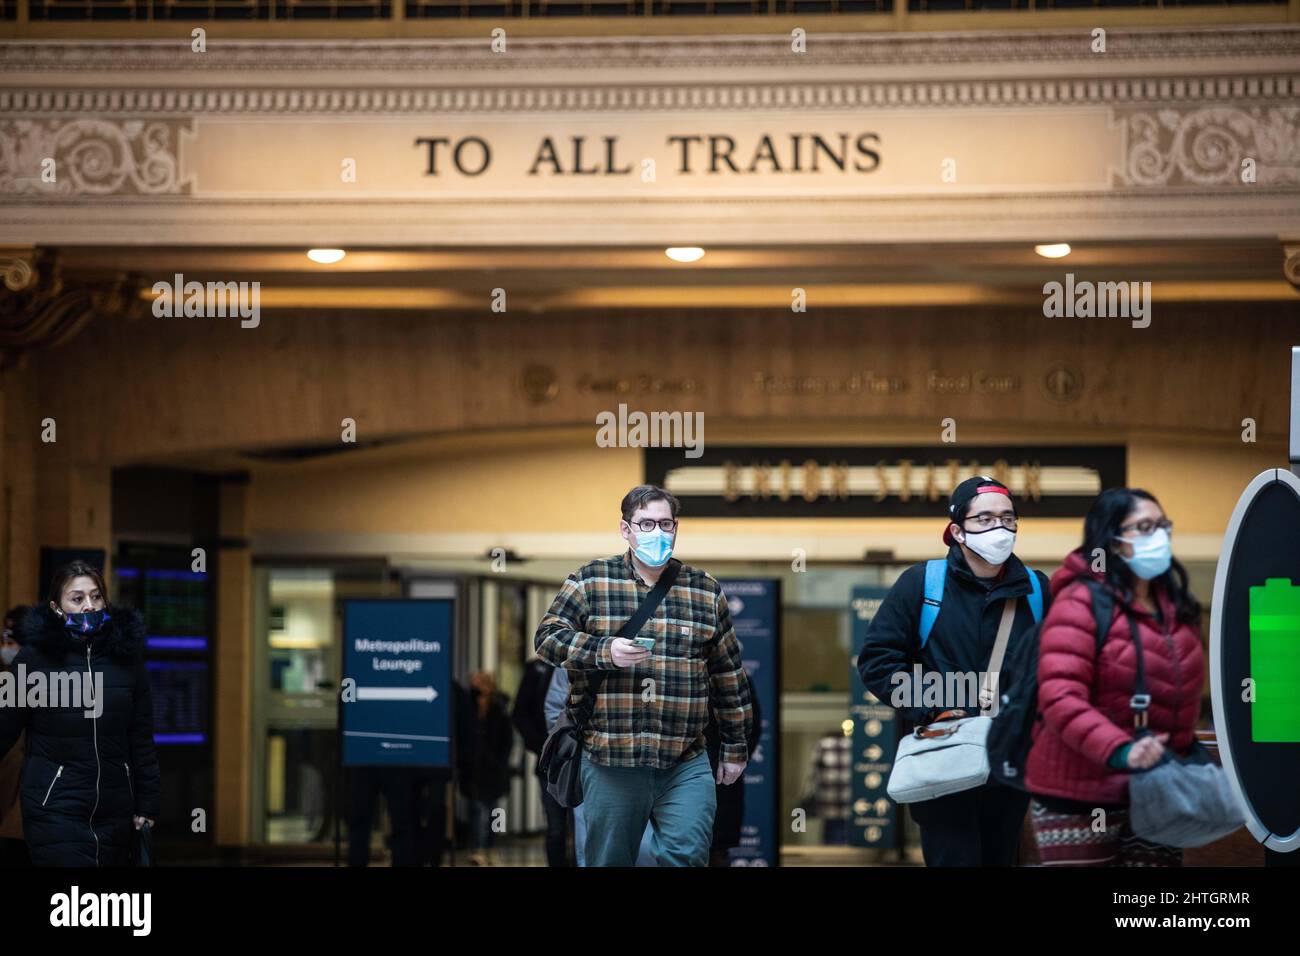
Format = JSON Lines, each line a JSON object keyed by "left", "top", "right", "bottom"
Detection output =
{"left": 341, "top": 599, "right": 453, "bottom": 768}
{"left": 719, "top": 579, "right": 781, "bottom": 867}
{"left": 850, "top": 586, "right": 899, "bottom": 849}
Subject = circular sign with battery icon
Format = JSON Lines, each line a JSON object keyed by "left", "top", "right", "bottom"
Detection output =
{"left": 1211, "top": 467, "right": 1300, "bottom": 853}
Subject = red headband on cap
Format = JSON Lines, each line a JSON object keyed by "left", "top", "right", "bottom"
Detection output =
{"left": 943, "top": 483, "right": 1013, "bottom": 546}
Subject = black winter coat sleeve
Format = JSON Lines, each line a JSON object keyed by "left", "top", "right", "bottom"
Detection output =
{"left": 510, "top": 662, "right": 552, "bottom": 755}
{"left": 0, "top": 648, "right": 34, "bottom": 762}
{"left": 855, "top": 565, "right": 936, "bottom": 725}
{"left": 129, "top": 657, "right": 162, "bottom": 819}
{"left": 488, "top": 699, "right": 515, "bottom": 766}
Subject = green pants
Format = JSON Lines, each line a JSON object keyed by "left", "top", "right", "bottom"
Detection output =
{"left": 579, "top": 752, "right": 717, "bottom": 867}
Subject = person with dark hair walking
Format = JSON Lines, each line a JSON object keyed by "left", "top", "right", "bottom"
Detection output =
{"left": 1025, "top": 488, "right": 1204, "bottom": 866}
{"left": 535, "top": 484, "right": 753, "bottom": 867}
{"left": 0, "top": 562, "right": 161, "bottom": 866}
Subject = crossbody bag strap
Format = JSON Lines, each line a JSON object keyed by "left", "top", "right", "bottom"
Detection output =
{"left": 1124, "top": 608, "right": 1151, "bottom": 729}
{"left": 575, "top": 558, "right": 682, "bottom": 730}
{"left": 978, "top": 597, "right": 1017, "bottom": 714}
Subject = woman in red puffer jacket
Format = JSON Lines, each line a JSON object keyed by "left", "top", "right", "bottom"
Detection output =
{"left": 1024, "top": 488, "right": 1204, "bottom": 866}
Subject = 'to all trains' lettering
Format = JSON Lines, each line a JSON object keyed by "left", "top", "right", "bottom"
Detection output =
{"left": 415, "top": 133, "right": 882, "bottom": 177}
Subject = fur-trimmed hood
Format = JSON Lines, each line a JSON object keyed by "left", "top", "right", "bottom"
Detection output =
{"left": 19, "top": 604, "right": 146, "bottom": 660}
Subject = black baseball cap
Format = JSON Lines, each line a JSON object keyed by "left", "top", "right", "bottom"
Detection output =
{"left": 943, "top": 476, "right": 1015, "bottom": 546}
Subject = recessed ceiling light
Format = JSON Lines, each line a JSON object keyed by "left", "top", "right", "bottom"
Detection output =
{"left": 665, "top": 247, "right": 705, "bottom": 263}
{"left": 1034, "top": 243, "right": 1071, "bottom": 260}
{"left": 307, "top": 249, "right": 346, "bottom": 264}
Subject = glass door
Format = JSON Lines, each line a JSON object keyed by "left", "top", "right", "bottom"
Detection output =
{"left": 251, "top": 562, "right": 398, "bottom": 848}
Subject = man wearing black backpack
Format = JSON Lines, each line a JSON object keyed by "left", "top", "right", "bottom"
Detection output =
{"left": 857, "top": 476, "right": 1051, "bottom": 866}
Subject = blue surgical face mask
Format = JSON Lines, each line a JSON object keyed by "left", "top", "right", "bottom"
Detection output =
{"left": 1118, "top": 526, "right": 1172, "bottom": 580}
{"left": 62, "top": 609, "right": 111, "bottom": 636}
{"left": 632, "top": 527, "right": 674, "bottom": 568}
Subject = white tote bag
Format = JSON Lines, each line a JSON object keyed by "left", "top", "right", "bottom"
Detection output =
{"left": 886, "top": 599, "right": 1016, "bottom": 805}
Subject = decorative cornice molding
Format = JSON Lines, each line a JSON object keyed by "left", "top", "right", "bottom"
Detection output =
{"left": 1, "top": 27, "right": 1298, "bottom": 74}
{"left": 2, "top": 76, "right": 1297, "bottom": 116}
{"left": 0, "top": 250, "right": 147, "bottom": 355}
{"left": 1115, "top": 106, "right": 1300, "bottom": 186}
{"left": 3, "top": 105, "right": 1296, "bottom": 198}
{"left": 0, "top": 249, "right": 37, "bottom": 291}
{"left": 1284, "top": 242, "right": 1300, "bottom": 290}
{"left": 0, "top": 118, "right": 190, "bottom": 196}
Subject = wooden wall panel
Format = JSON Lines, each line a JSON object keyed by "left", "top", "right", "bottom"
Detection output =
{"left": 24, "top": 302, "right": 1299, "bottom": 468}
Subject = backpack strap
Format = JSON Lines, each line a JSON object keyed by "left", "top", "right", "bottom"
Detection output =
{"left": 920, "top": 559, "right": 1041, "bottom": 645}
{"left": 1025, "top": 570, "right": 1044, "bottom": 624}
{"left": 1083, "top": 578, "right": 1115, "bottom": 655}
{"left": 1081, "top": 578, "right": 1149, "bottom": 727}
{"left": 918, "top": 558, "right": 946, "bottom": 648}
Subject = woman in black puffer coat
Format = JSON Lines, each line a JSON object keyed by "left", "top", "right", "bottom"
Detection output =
{"left": 0, "top": 561, "right": 161, "bottom": 866}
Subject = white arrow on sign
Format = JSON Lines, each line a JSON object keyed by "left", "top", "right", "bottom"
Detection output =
{"left": 356, "top": 686, "right": 438, "bottom": 702}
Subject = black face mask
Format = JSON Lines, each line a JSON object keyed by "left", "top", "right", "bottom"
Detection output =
{"left": 61, "top": 609, "right": 111, "bottom": 637}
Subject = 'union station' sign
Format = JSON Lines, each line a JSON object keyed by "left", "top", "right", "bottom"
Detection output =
{"left": 645, "top": 445, "right": 1127, "bottom": 518}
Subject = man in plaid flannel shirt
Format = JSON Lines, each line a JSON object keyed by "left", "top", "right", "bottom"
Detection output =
{"left": 534, "top": 484, "right": 753, "bottom": 867}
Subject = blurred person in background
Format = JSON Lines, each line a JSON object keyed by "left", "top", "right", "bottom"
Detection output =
{"left": 801, "top": 728, "right": 852, "bottom": 846}
{"left": 0, "top": 607, "right": 31, "bottom": 867}
{"left": 705, "top": 671, "right": 762, "bottom": 866}
{"left": 457, "top": 670, "right": 513, "bottom": 865}
{"left": 347, "top": 766, "right": 419, "bottom": 866}
{"left": 513, "top": 657, "right": 566, "bottom": 866}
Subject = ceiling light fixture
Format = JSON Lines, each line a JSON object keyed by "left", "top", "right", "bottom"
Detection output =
{"left": 665, "top": 247, "right": 705, "bottom": 263}
{"left": 1034, "top": 243, "right": 1071, "bottom": 260}
{"left": 307, "top": 249, "right": 346, "bottom": 264}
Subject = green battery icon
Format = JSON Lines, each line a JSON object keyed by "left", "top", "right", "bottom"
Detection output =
{"left": 1249, "top": 578, "right": 1300, "bottom": 743}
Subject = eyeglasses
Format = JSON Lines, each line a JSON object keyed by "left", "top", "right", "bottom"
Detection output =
{"left": 629, "top": 518, "right": 677, "bottom": 533}
{"left": 964, "top": 512, "right": 1018, "bottom": 531}
{"left": 1118, "top": 517, "right": 1173, "bottom": 537}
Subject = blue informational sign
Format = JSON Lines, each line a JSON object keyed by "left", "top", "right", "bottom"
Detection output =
{"left": 849, "top": 586, "right": 900, "bottom": 849}
{"left": 719, "top": 579, "right": 780, "bottom": 867}
{"left": 341, "top": 599, "right": 453, "bottom": 768}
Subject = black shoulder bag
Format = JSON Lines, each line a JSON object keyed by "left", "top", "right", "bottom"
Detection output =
{"left": 538, "top": 558, "right": 681, "bottom": 808}
{"left": 134, "top": 820, "right": 154, "bottom": 867}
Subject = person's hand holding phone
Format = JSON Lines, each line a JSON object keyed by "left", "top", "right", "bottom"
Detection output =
{"left": 610, "top": 637, "right": 652, "bottom": 668}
